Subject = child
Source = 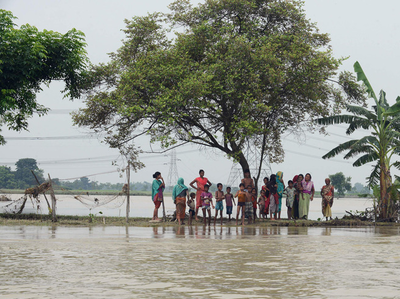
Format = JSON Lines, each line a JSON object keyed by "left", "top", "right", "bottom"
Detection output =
{"left": 214, "top": 183, "right": 224, "bottom": 225}
{"left": 234, "top": 183, "right": 246, "bottom": 226}
{"left": 241, "top": 169, "right": 255, "bottom": 191}
{"left": 251, "top": 188, "right": 257, "bottom": 221}
{"left": 258, "top": 189, "right": 267, "bottom": 219}
{"left": 245, "top": 187, "right": 254, "bottom": 224}
{"left": 268, "top": 174, "right": 278, "bottom": 220}
{"left": 201, "top": 184, "right": 214, "bottom": 226}
{"left": 225, "top": 187, "right": 235, "bottom": 221}
{"left": 187, "top": 192, "right": 196, "bottom": 225}
{"left": 284, "top": 180, "right": 295, "bottom": 220}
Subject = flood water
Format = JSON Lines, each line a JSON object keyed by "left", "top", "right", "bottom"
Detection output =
{"left": 1, "top": 225, "right": 400, "bottom": 298}
{"left": 0, "top": 194, "right": 374, "bottom": 221}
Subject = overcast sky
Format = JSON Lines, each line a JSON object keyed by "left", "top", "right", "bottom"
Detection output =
{"left": 1, "top": 0, "right": 399, "bottom": 189}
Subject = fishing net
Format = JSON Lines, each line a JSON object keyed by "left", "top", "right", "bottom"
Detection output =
{"left": 73, "top": 184, "right": 129, "bottom": 209}
{"left": 0, "top": 182, "right": 130, "bottom": 214}
{"left": 0, "top": 182, "right": 52, "bottom": 214}
{"left": 1, "top": 195, "right": 41, "bottom": 214}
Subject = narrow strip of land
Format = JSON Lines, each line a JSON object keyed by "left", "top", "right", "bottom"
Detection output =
{"left": 0, "top": 213, "right": 394, "bottom": 227}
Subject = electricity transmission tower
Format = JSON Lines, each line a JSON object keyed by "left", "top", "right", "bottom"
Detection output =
{"left": 226, "top": 145, "right": 272, "bottom": 189}
{"left": 166, "top": 149, "right": 180, "bottom": 190}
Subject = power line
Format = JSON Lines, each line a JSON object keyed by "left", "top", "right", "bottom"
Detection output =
{"left": 283, "top": 148, "right": 352, "bottom": 164}
{"left": 4, "top": 135, "right": 98, "bottom": 140}
{"left": 0, "top": 155, "right": 120, "bottom": 166}
{"left": 58, "top": 170, "right": 120, "bottom": 181}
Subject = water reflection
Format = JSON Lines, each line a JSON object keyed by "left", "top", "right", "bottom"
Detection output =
{"left": 50, "top": 225, "right": 56, "bottom": 239}
{"left": 151, "top": 225, "right": 294, "bottom": 238}
{"left": 322, "top": 227, "right": 332, "bottom": 236}
{"left": 3, "top": 225, "right": 400, "bottom": 241}
{"left": 287, "top": 226, "right": 308, "bottom": 235}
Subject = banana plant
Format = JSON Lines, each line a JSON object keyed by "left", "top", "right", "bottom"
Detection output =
{"left": 316, "top": 61, "right": 400, "bottom": 220}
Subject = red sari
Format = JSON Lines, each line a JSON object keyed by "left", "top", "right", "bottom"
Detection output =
{"left": 262, "top": 185, "right": 270, "bottom": 214}
{"left": 195, "top": 177, "right": 208, "bottom": 209}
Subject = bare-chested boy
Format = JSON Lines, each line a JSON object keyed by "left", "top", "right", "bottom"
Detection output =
{"left": 214, "top": 183, "right": 224, "bottom": 225}
{"left": 241, "top": 169, "right": 255, "bottom": 223}
{"left": 245, "top": 187, "right": 254, "bottom": 224}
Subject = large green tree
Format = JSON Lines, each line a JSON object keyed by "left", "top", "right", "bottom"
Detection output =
{"left": 0, "top": 10, "right": 88, "bottom": 144}
{"left": 14, "top": 158, "right": 44, "bottom": 189}
{"left": 73, "top": 0, "right": 364, "bottom": 186}
{"left": 328, "top": 172, "right": 351, "bottom": 199}
{"left": 317, "top": 62, "right": 400, "bottom": 220}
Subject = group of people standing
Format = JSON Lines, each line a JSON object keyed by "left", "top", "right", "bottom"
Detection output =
{"left": 151, "top": 169, "right": 335, "bottom": 225}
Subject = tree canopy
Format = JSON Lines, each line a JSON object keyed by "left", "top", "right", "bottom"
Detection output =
{"left": 328, "top": 172, "right": 351, "bottom": 198}
{"left": 0, "top": 10, "right": 88, "bottom": 144}
{"left": 73, "top": 0, "right": 364, "bottom": 184}
{"left": 0, "top": 158, "right": 44, "bottom": 189}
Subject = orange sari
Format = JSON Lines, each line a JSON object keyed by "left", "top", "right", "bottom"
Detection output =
{"left": 195, "top": 177, "right": 208, "bottom": 209}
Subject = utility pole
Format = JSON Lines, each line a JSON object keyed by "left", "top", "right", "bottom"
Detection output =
{"left": 47, "top": 174, "right": 57, "bottom": 222}
{"left": 126, "top": 163, "right": 130, "bottom": 224}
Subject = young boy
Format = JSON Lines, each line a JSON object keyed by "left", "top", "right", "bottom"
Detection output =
{"left": 225, "top": 187, "right": 235, "bottom": 221}
{"left": 187, "top": 192, "right": 196, "bottom": 225}
{"left": 214, "top": 183, "right": 224, "bottom": 225}
{"left": 234, "top": 183, "right": 246, "bottom": 226}
{"left": 258, "top": 189, "right": 267, "bottom": 219}
{"left": 201, "top": 184, "right": 214, "bottom": 226}
{"left": 284, "top": 180, "right": 295, "bottom": 220}
{"left": 245, "top": 187, "right": 254, "bottom": 224}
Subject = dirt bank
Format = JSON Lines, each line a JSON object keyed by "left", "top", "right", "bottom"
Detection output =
{"left": 1, "top": 213, "right": 396, "bottom": 227}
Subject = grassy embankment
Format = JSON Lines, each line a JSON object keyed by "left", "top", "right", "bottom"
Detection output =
{"left": 0, "top": 213, "right": 394, "bottom": 227}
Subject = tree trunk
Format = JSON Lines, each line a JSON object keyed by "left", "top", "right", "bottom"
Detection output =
{"left": 380, "top": 162, "right": 391, "bottom": 219}
{"left": 237, "top": 152, "right": 250, "bottom": 176}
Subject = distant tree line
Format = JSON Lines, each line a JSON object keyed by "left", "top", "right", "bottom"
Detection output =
{"left": 52, "top": 177, "right": 153, "bottom": 192}
{"left": 0, "top": 158, "right": 155, "bottom": 191}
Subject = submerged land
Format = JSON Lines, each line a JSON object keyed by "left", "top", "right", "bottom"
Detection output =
{"left": 0, "top": 213, "right": 396, "bottom": 227}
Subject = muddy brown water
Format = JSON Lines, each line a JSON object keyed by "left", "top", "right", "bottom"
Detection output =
{"left": 1, "top": 225, "right": 400, "bottom": 298}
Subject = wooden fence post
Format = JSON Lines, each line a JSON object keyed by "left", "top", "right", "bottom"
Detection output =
{"left": 47, "top": 174, "right": 57, "bottom": 222}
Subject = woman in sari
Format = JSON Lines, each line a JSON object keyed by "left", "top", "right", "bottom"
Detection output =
{"left": 172, "top": 178, "right": 189, "bottom": 225}
{"left": 292, "top": 174, "right": 302, "bottom": 219}
{"left": 299, "top": 173, "right": 314, "bottom": 219}
{"left": 267, "top": 174, "right": 278, "bottom": 220}
{"left": 262, "top": 177, "right": 270, "bottom": 217}
{"left": 321, "top": 178, "right": 334, "bottom": 221}
{"left": 276, "top": 171, "right": 285, "bottom": 220}
{"left": 151, "top": 171, "right": 165, "bottom": 221}
{"left": 190, "top": 169, "right": 212, "bottom": 221}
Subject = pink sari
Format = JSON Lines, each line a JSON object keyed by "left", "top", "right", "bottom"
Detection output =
{"left": 195, "top": 177, "right": 208, "bottom": 209}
